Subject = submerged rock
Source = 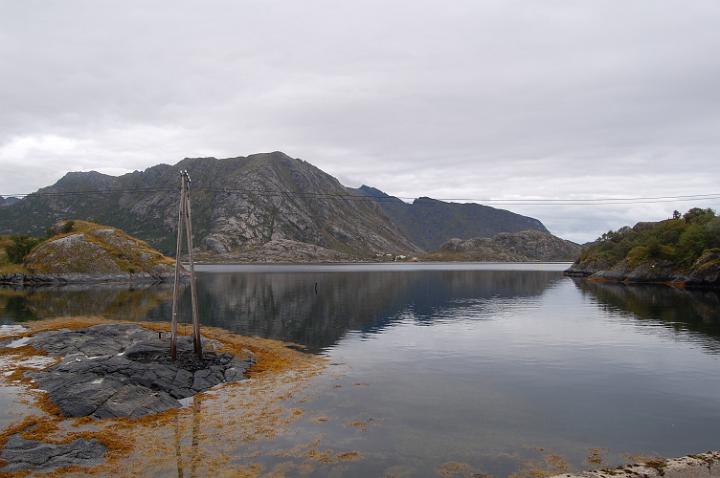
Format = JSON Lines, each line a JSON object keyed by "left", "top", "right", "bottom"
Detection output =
{"left": 22, "top": 323, "right": 253, "bottom": 418}
{"left": 0, "top": 434, "right": 106, "bottom": 473}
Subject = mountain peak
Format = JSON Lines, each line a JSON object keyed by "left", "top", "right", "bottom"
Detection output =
{"left": 54, "top": 171, "right": 117, "bottom": 190}
{"left": 357, "top": 185, "right": 389, "bottom": 198}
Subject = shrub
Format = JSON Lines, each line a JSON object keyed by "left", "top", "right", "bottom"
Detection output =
{"left": 683, "top": 208, "right": 715, "bottom": 225}
{"left": 60, "top": 220, "right": 75, "bottom": 234}
{"left": 6, "top": 235, "right": 42, "bottom": 264}
{"left": 704, "top": 217, "right": 720, "bottom": 249}
{"left": 677, "top": 224, "right": 709, "bottom": 264}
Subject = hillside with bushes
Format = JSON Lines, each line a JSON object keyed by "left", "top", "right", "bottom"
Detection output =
{"left": 566, "top": 208, "right": 720, "bottom": 287}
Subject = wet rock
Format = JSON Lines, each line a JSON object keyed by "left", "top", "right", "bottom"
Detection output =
{"left": 550, "top": 450, "right": 720, "bottom": 478}
{"left": 93, "top": 384, "right": 179, "bottom": 419}
{"left": 0, "top": 434, "right": 106, "bottom": 473}
{"left": 19, "top": 324, "right": 253, "bottom": 418}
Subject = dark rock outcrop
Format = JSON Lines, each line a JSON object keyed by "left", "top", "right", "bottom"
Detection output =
{"left": 21, "top": 324, "right": 253, "bottom": 418}
{"left": 0, "top": 435, "right": 106, "bottom": 473}
{"left": 566, "top": 247, "right": 720, "bottom": 288}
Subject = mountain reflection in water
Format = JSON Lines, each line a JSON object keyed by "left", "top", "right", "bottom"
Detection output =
{"left": 572, "top": 279, "right": 720, "bottom": 352}
{"left": 158, "top": 268, "right": 564, "bottom": 351}
{"left": 2, "top": 266, "right": 720, "bottom": 353}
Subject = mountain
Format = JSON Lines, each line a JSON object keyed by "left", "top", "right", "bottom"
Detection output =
{"left": 424, "top": 230, "right": 581, "bottom": 262}
{"left": 566, "top": 208, "right": 720, "bottom": 287}
{"left": 0, "top": 196, "right": 20, "bottom": 207}
{"left": 352, "top": 185, "right": 549, "bottom": 251}
{"left": 0, "top": 152, "right": 418, "bottom": 257}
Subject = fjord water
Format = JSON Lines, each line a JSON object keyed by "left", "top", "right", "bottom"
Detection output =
{"left": 2, "top": 263, "right": 720, "bottom": 476}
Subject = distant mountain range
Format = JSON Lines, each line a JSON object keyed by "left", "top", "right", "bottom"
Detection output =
{"left": 0, "top": 151, "right": 564, "bottom": 260}
{"left": 352, "top": 185, "right": 548, "bottom": 251}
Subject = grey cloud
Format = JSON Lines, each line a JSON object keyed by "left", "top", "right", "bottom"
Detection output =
{"left": 1, "top": 0, "right": 719, "bottom": 242}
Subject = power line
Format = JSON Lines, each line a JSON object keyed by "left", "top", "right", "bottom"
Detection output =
{"left": 1, "top": 187, "right": 720, "bottom": 206}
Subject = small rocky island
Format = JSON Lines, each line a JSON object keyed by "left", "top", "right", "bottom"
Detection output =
{"left": 0, "top": 321, "right": 254, "bottom": 473}
{"left": 566, "top": 208, "right": 720, "bottom": 287}
{"left": 0, "top": 220, "right": 178, "bottom": 285}
{"left": 23, "top": 323, "right": 252, "bottom": 418}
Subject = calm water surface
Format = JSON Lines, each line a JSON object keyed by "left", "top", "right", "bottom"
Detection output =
{"left": 2, "top": 263, "right": 720, "bottom": 476}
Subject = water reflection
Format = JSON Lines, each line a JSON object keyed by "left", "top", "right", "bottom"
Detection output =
{"left": 0, "top": 285, "right": 173, "bottom": 323}
{"left": 0, "top": 269, "right": 564, "bottom": 352}
{"left": 3, "top": 270, "right": 720, "bottom": 354}
{"left": 147, "top": 269, "right": 564, "bottom": 351}
{"left": 573, "top": 280, "right": 720, "bottom": 350}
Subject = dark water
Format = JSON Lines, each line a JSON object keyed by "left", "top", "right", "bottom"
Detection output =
{"left": 2, "top": 263, "right": 720, "bottom": 476}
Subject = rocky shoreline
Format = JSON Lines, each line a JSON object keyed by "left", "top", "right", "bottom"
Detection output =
{"left": 4, "top": 323, "right": 253, "bottom": 419}
{"left": 551, "top": 451, "right": 720, "bottom": 478}
{"left": 0, "top": 271, "right": 177, "bottom": 286}
{"left": 565, "top": 250, "right": 720, "bottom": 289}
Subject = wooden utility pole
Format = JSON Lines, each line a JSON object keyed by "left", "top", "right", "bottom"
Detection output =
{"left": 170, "top": 170, "right": 203, "bottom": 360}
{"left": 183, "top": 172, "right": 202, "bottom": 357}
{"left": 170, "top": 172, "right": 185, "bottom": 360}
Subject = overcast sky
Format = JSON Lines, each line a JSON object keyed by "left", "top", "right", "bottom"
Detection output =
{"left": 1, "top": 1, "right": 719, "bottom": 242}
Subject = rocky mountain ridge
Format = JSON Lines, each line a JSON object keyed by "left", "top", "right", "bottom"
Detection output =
{"left": 0, "top": 152, "right": 558, "bottom": 261}
{"left": 0, "top": 152, "right": 417, "bottom": 258}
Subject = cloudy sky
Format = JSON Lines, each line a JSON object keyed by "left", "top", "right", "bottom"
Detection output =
{"left": 1, "top": 1, "right": 719, "bottom": 242}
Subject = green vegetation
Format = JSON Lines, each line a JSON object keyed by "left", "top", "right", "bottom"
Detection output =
{"left": 1, "top": 220, "right": 77, "bottom": 271}
{"left": 579, "top": 208, "right": 720, "bottom": 270}
{"left": 1, "top": 220, "right": 175, "bottom": 277}
{"left": 5, "top": 235, "right": 43, "bottom": 264}
{"left": 0, "top": 236, "right": 19, "bottom": 273}
{"left": 1, "top": 220, "right": 80, "bottom": 271}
